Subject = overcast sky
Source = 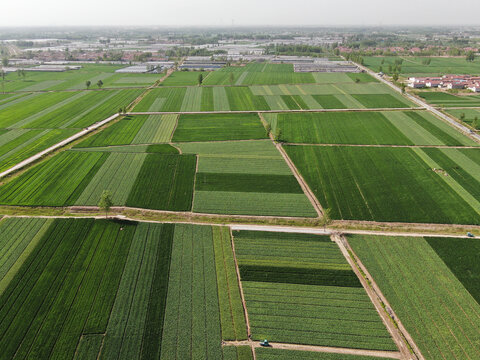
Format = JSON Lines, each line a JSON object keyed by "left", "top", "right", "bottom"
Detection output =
{"left": 2, "top": 0, "right": 479, "bottom": 27}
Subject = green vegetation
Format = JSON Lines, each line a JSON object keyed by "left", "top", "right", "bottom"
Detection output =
{"left": 418, "top": 92, "right": 480, "bottom": 107}
{"left": 256, "top": 348, "right": 392, "bottom": 360}
{"left": 285, "top": 145, "right": 480, "bottom": 224}
{"left": 350, "top": 94, "right": 410, "bottom": 108}
{"left": 126, "top": 154, "right": 196, "bottom": 211}
{"left": 162, "top": 71, "right": 208, "bottom": 86}
{"left": 160, "top": 224, "right": 222, "bottom": 359}
{"left": 349, "top": 234, "right": 480, "bottom": 360}
{"left": 173, "top": 113, "right": 267, "bottom": 142}
{"left": 213, "top": 227, "right": 248, "bottom": 340}
{"left": 427, "top": 237, "right": 480, "bottom": 304}
{"left": 234, "top": 230, "right": 396, "bottom": 350}
{"left": 364, "top": 56, "right": 480, "bottom": 75}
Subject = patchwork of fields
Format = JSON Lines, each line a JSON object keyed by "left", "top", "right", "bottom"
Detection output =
{"left": 234, "top": 230, "right": 396, "bottom": 351}
{"left": 0, "top": 59, "right": 480, "bottom": 360}
{"left": 0, "top": 218, "right": 248, "bottom": 360}
{"left": 349, "top": 234, "right": 480, "bottom": 360}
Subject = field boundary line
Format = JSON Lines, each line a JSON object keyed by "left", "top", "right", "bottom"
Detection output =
{"left": 0, "top": 113, "right": 120, "bottom": 179}
{"left": 223, "top": 340, "right": 402, "bottom": 359}
{"left": 334, "top": 234, "right": 424, "bottom": 360}
{"left": 228, "top": 228, "right": 255, "bottom": 359}
{"left": 127, "top": 107, "right": 424, "bottom": 116}
{"left": 258, "top": 112, "right": 322, "bottom": 218}
{"left": 283, "top": 143, "right": 479, "bottom": 149}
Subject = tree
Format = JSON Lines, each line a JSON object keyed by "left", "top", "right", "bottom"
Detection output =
{"left": 401, "top": 84, "right": 406, "bottom": 94}
{"left": 466, "top": 51, "right": 475, "bottom": 62}
{"left": 392, "top": 73, "right": 399, "bottom": 82}
{"left": 85, "top": 80, "right": 91, "bottom": 89}
{"left": 97, "top": 79, "right": 103, "bottom": 88}
{"left": 198, "top": 73, "right": 203, "bottom": 86}
{"left": 21, "top": 69, "right": 26, "bottom": 81}
{"left": 229, "top": 72, "right": 235, "bottom": 85}
{"left": 320, "top": 208, "right": 332, "bottom": 231}
{"left": 1, "top": 57, "right": 8, "bottom": 67}
{"left": 473, "top": 116, "right": 478, "bottom": 129}
{"left": 98, "top": 190, "right": 113, "bottom": 218}
{"left": 460, "top": 113, "right": 466, "bottom": 122}
{"left": 354, "top": 78, "right": 360, "bottom": 83}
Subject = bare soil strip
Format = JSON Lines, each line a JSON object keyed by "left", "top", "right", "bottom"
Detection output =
{"left": 336, "top": 235, "right": 425, "bottom": 360}
{"left": 223, "top": 340, "right": 402, "bottom": 359}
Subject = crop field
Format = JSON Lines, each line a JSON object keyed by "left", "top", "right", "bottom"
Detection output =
{"left": 349, "top": 234, "right": 480, "bottom": 360}
{"left": 177, "top": 140, "right": 317, "bottom": 217}
{"left": 0, "top": 218, "right": 250, "bottom": 359}
{"left": 172, "top": 113, "right": 267, "bottom": 142}
{"left": 364, "top": 56, "right": 480, "bottom": 76}
{"left": 76, "top": 114, "right": 178, "bottom": 148}
{"left": 0, "top": 64, "right": 160, "bottom": 92}
{"left": 0, "top": 151, "right": 197, "bottom": 211}
{"left": 0, "top": 88, "right": 143, "bottom": 172}
{"left": 446, "top": 108, "right": 480, "bottom": 129}
{"left": 417, "top": 91, "right": 480, "bottom": 107}
{"left": 285, "top": 145, "right": 480, "bottom": 224}
{"left": 268, "top": 110, "right": 477, "bottom": 146}
{"left": 162, "top": 71, "right": 208, "bottom": 86}
{"left": 256, "top": 348, "right": 392, "bottom": 360}
{"left": 134, "top": 81, "right": 413, "bottom": 111}
{"left": 233, "top": 230, "right": 396, "bottom": 351}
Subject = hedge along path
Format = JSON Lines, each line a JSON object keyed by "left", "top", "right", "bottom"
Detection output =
{"left": 334, "top": 234, "right": 424, "bottom": 360}
{"left": 258, "top": 113, "right": 322, "bottom": 218}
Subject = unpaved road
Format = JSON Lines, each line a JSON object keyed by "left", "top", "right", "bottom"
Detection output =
{"left": 223, "top": 340, "right": 402, "bottom": 359}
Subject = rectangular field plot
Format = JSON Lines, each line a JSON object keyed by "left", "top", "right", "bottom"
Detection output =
{"left": 349, "top": 234, "right": 480, "bottom": 360}
{"left": 256, "top": 348, "right": 392, "bottom": 360}
{"left": 172, "top": 113, "right": 267, "bottom": 142}
{"left": 418, "top": 92, "right": 480, "bottom": 107}
{"left": 446, "top": 108, "right": 480, "bottom": 129}
{"left": 177, "top": 140, "right": 317, "bottom": 217}
{"left": 268, "top": 111, "right": 476, "bottom": 146}
{"left": 0, "top": 218, "right": 175, "bottom": 360}
{"left": 162, "top": 71, "right": 208, "bottom": 86}
{"left": 233, "top": 231, "right": 396, "bottom": 351}
{"left": 0, "top": 219, "right": 247, "bottom": 359}
{"left": 284, "top": 146, "right": 480, "bottom": 224}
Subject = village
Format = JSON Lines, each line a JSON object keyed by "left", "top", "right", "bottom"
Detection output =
{"left": 407, "top": 74, "right": 480, "bottom": 92}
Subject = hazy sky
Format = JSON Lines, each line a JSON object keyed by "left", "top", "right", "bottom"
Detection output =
{"left": 2, "top": 0, "right": 479, "bottom": 27}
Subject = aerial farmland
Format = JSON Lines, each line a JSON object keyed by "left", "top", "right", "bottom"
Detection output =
{"left": 0, "top": 23, "right": 479, "bottom": 360}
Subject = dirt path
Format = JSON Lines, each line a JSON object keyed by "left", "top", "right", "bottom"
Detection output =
{"left": 333, "top": 234, "right": 419, "bottom": 360}
{"left": 336, "top": 235, "right": 425, "bottom": 360}
{"left": 258, "top": 113, "right": 323, "bottom": 218}
{"left": 284, "top": 143, "right": 479, "bottom": 149}
{"left": 223, "top": 340, "right": 402, "bottom": 359}
{"left": 127, "top": 107, "right": 424, "bottom": 116}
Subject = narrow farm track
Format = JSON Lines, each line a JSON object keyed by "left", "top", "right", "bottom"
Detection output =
{"left": 128, "top": 107, "right": 424, "bottom": 116}
{"left": 334, "top": 234, "right": 423, "bottom": 360}
{"left": 223, "top": 340, "right": 402, "bottom": 359}
{"left": 283, "top": 143, "right": 480, "bottom": 149}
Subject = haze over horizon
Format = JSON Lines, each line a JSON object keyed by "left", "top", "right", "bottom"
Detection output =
{"left": 2, "top": 0, "right": 479, "bottom": 28}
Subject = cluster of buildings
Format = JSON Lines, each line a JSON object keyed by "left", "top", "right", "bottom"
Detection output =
{"left": 407, "top": 75, "right": 480, "bottom": 92}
